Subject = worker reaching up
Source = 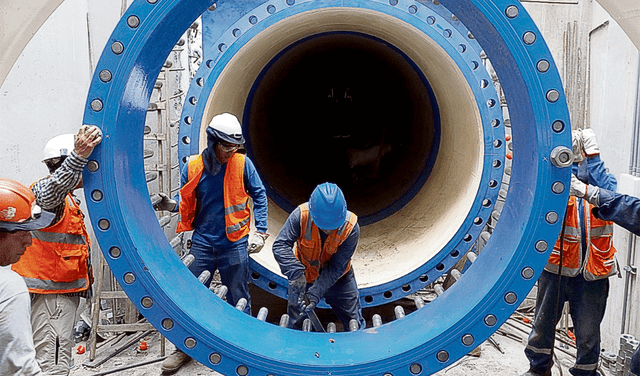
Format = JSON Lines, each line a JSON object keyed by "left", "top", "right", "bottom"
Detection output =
{"left": 12, "top": 125, "right": 102, "bottom": 376}
{"left": 154, "top": 113, "right": 268, "bottom": 374}
{"left": 521, "top": 128, "right": 618, "bottom": 376}
{"left": 273, "top": 182, "right": 366, "bottom": 331}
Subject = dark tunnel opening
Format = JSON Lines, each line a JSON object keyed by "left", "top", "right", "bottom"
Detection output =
{"left": 244, "top": 32, "right": 440, "bottom": 224}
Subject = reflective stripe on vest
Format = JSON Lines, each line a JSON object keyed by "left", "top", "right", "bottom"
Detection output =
{"left": 177, "top": 153, "right": 251, "bottom": 241}
{"left": 12, "top": 194, "right": 91, "bottom": 294}
{"left": 294, "top": 203, "right": 358, "bottom": 283}
{"left": 223, "top": 153, "right": 250, "bottom": 241}
{"left": 546, "top": 196, "right": 617, "bottom": 280}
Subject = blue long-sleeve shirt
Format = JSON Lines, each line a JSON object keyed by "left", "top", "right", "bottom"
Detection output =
{"left": 177, "top": 153, "right": 268, "bottom": 248}
{"left": 571, "top": 155, "right": 617, "bottom": 255}
{"left": 272, "top": 206, "right": 360, "bottom": 301}
{"left": 594, "top": 188, "right": 640, "bottom": 237}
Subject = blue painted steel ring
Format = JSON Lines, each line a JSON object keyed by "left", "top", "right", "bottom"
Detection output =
{"left": 82, "top": 0, "right": 570, "bottom": 374}
{"left": 179, "top": 0, "right": 506, "bottom": 308}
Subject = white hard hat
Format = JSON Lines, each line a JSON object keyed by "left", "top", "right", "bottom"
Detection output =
{"left": 43, "top": 134, "right": 75, "bottom": 162}
{"left": 206, "top": 113, "right": 244, "bottom": 144}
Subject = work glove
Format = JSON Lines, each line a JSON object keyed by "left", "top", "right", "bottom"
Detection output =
{"left": 154, "top": 193, "right": 177, "bottom": 211}
{"left": 571, "top": 129, "right": 584, "bottom": 163}
{"left": 301, "top": 293, "right": 319, "bottom": 313}
{"left": 570, "top": 174, "right": 587, "bottom": 198}
{"left": 570, "top": 174, "right": 601, "bottom": 206}
{"left": 582, "top": 128, "right": 600, "bottom": 157}
{"left": 247, "top": 232, "right": 269, "bottom": 254}
{"left": 287, "top": 274, "right": 307, "bottom": 307}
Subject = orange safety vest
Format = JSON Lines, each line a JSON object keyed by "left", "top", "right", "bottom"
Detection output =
{"left": 12, "top": 194, "right": 91, "bottom": 294}
{"left": 176, "top": 153, "right": 251, "bottom": 241}
{"left": 546, "top": 196, "right": 617, "bottom": 280}
{"left": 294, "top": 203, "right": 358, "bottom": 283}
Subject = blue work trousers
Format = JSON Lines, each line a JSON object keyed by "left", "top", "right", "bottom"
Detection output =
{"left": 288, "top": 268, "right": 365, "bottom": 331}
{"left": 631, "top": 346, "right": 640, "bottom": 375}
{"left": 188, "top": 239, "right": 251, "bottom": 315}
{"left": 525, "top": 270, "right": 608, "bottom": 376}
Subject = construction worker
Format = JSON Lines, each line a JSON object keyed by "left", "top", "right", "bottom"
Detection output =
{"left": 0, "top": 178, "right": 55, "bottom": 376}
{"left": 154, "top": 113, "right": 268, "bottom": 374}
{"left": 521, "top": 129, "right": 617, "bottom": 376}
{"left": 11, "top": 125, "right": 102, "bottom": 376}
{"left": 272, "top": 182, "right": 366, "bottom": 331}
{"left": 569, "top": 178, "right": 640, "bottom": 376}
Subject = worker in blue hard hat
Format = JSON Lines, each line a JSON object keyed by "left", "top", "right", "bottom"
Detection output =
{"left": 154, "top": 113, "right": 269, "bottom": 374}
{"left": 273, "top": 182, "right": 366, "bottom": 331}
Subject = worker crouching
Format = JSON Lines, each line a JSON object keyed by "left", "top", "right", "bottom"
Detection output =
{"left": 273, "top": 182, "right": 366, "bottom": 331}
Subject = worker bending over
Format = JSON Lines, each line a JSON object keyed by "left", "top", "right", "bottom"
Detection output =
{"left": 273, "top": 182, "right": 366, "bottom": 331}
{"left": 154, "top": 113, "right": 268, "bottom": 374}
{"left": 12, "top": 125, "right": 102, "bottom": 376}
{"left": 521, "top": 129, "right": 617, "bottom": 376}
{"left": 0, "top": 178, "right": 56, "bottom": 376}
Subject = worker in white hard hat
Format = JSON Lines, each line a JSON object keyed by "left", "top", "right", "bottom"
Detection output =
{"left": 154, "top": 113, "right": 268, "bottom": 374}
{"left": 12, "top": 125, "right": 102, "bottom": 376}
{"left": 272, "top": 182, "right": 365, "bottom": 331}
{"left": 0, "top": 178, "right": 55, "bottom": 376}
{"left": 521, "top": 129, "right": 617, "bottom": 376}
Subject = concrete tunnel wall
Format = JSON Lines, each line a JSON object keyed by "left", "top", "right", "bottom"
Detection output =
{"left": 195, "top": 8, "right": 484, "bottom": 289}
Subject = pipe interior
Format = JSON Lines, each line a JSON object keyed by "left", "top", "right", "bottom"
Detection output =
{"left": 246, "top": 32, "right": 437, "bottom": 223}
{"left": 200, "top": 8, "right": 484, "bottom": 288}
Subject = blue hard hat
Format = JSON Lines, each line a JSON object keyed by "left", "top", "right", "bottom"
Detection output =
{"left": 309, "top": 183, "right": 347, "bottom": 230}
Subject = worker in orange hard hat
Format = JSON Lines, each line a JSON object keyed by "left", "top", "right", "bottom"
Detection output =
{"left": 272, "top": 182, "right": 365, "bottom": 331}
{"left": 0, "top": 178, "right": 55, "bottom": 376}
{"left": 12, "top": 124, "right": 102, "bottom": 376}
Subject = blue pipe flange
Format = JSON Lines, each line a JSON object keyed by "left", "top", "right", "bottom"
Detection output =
{"left": 179, "top": 0, "right": 506, "bottom": 308}
{"left": 83, "top": 0, "right": 571, "bottom": 375}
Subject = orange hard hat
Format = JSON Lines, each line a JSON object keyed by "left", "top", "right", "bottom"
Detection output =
{"left": 0, "top": 178, "right": 54, "bottom": 231}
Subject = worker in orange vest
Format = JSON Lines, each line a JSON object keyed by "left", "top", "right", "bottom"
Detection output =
{"left": 522, "top": 129, "right": 617, "bottom": 376}
{"left": 0, "top": 178, "right": 56, "bottom": 376}
{"left": 569, "top": 175, "right": 640, "bottom": 376}
{"left": 11, "top": 125, "right": 102, "bottom": 376}
{"left": 154, "top": 113, "right": 268, "bottom": 374}
{"left": 272, "top": 182, "right": 365, "bottom": 331}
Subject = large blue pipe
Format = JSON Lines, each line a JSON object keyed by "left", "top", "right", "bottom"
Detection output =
{"left": 82, "top": 0, "right": 571, "bottom": 374}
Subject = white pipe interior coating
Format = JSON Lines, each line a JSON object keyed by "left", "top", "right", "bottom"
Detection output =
{"left": 199, "top": 8, "right": 483, "bottom": 288}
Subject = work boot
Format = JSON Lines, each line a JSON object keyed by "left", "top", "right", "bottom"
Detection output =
{"left": 161, "top": 349, "right": 191, "bottom": 375}
{"left": 520, "top": 369, "right": 551, "bottom": 376}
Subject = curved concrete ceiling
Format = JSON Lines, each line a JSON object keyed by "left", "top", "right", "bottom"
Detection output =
{"left": 597, "top": 0, "right": 640, "bottom": 51}
{"left": 0, "top": 0, "right": 638, "bottom": 88}
{"left": 0, "top": 0, "right": 65, "bottom": 87}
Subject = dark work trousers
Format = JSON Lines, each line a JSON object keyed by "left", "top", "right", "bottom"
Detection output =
{"left": 188, "top": 239, "right": 251, "bottom": 315}
{"left": 524, "top": 270, "right": 609, "bottom": 376}
{"left": 288, "top": 268, "right": 366, "bottom": 331}
{"left": 631, "top": 346, "right": 640, "bottom": 375}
